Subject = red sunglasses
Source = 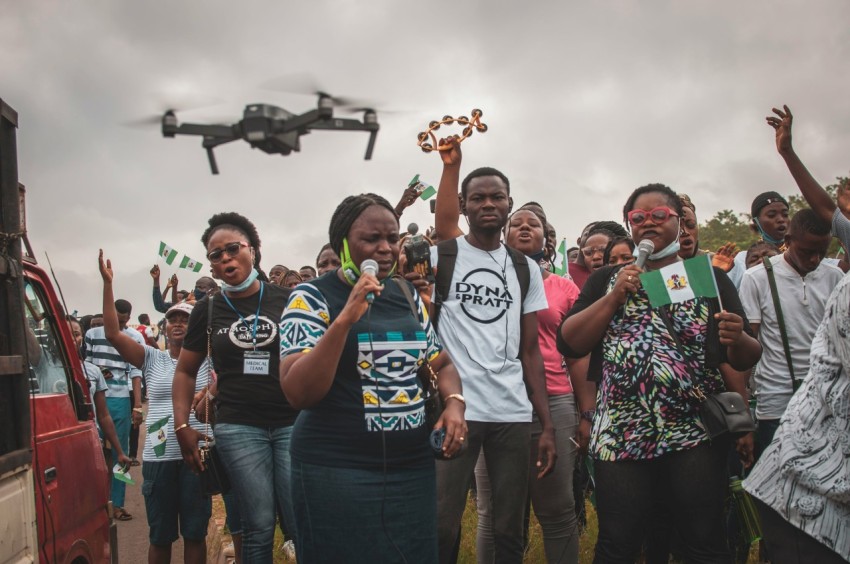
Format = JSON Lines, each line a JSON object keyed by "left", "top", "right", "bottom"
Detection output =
{"left": 627, "top": 206, "right": 679, "bottom": 227}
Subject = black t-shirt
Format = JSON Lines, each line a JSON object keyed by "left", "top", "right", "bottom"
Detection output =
{"left": 556, "top": 264, "right": 752, "bottom": 383}
{"left": 184, "top": 282, "right": 297, "bottom": 427}
{"left": 280, "top": 274, "right": 441, "bottom": 470}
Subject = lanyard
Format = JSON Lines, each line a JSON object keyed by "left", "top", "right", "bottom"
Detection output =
{"left": 220, "top": 283, "right": 265, "bottom": 350}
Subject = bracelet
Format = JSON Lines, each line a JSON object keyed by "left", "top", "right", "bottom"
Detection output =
{"left": 444, "top": 393, "right": 465, "bottom": 405}
{"left": 174, "top": 423, "right": 190, "bottom": 433}
{"left": 580, "top": 409, "right": 596, "bottom": 422}
{"left": 132, "top": 407, "right": 144, "bottom": 414}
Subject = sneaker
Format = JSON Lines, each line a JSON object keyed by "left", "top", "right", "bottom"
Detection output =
{"left": 282, "top": 539, "right": 296, "bottom": 561}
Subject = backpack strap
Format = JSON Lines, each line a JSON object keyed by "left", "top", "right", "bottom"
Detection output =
{"left": 762, "top": 256, "right": 798, "bottom": 390}
{"left": 505, "top": 245, "right": 530, "bottom": 305}
{"left": 432, "top": 238, "right": 458, "bottom": 331}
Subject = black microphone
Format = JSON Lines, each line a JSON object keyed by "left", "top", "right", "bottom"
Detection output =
{"left": 360, "top": 259, "right": 379, "bottom": 303}
{"left": 634, "top": 239, "right": 655, "bottom": 270}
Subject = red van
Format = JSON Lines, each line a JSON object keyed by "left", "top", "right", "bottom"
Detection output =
{"left": 0, "top": 97, "right": 113, "bottom": 563}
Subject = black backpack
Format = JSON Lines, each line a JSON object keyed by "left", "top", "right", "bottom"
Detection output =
{"left": 431, "top": 237, "right": 530, "bottom": 331}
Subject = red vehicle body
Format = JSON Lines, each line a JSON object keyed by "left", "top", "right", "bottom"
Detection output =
{"left": 0, "top": 97, "right": 114, "bottom": 563}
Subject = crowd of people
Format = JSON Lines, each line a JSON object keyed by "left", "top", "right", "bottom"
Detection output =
{"left": 67, "top": 104, "right": 850, "bottom": 564}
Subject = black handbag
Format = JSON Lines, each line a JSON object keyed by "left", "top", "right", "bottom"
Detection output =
{"left": 658, "top": 307, "right": 755, "bottom": 440}
{"left": 198, "top": 296, "right": 231, "bottom": 495}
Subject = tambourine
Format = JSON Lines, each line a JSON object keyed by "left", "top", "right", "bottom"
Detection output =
{"left": 417, "top": 109, "right": 488, "bottom": 153}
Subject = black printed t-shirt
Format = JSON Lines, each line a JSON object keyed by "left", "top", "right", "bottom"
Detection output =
{"left": 184, "top": 282, "right": 297, "bottom": 428}
{"left": 280, "top": 274, "right": 442, "bottom": 470}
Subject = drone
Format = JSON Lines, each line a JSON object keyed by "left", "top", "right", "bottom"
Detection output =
{"left": 160, "top": 94, "right": 379, "bottom": 174}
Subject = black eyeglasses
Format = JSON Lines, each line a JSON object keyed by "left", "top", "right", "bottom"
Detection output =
{"left": 207, "top": 241, "right": 249, "bottom": 263}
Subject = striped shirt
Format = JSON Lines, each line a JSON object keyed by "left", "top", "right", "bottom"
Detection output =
{"left": 142, "top": 345, "right": 210, "bottom": 462}
{"left": 83, "top": 360, "right": 107, "bottom": 430}
{"left": 84, "top": 326, "right": 144, "bottom": 398}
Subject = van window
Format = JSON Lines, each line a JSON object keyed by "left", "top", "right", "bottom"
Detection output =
{"left": 24, "top": 281, "right": 71, "bottom": 396}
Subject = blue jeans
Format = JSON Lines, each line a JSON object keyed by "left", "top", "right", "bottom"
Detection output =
{"left": 214, "top": 423, "right": 294, "bottom": 564}
{"left": 292, "top": 459, "right": 437, "bottom": 563}
{"left": 105, "top": 396, "right": 130, "bottom": 508}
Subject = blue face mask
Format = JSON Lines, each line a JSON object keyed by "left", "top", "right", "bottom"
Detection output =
{"left": 632, "top": 219, "right": 682, "bottom": 262}
{"left": 753, "top": 218, "right": 785, "bottom": 246}
{"left": 220, "top": 268, "right": 259, "bottom": 293}
{"left": 193, "top": 288, "right": 207, "bottom": 301}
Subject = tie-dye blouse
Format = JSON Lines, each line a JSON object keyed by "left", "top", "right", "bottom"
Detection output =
{"left": 559, "top": 265, "right": 750, "bottom": 461}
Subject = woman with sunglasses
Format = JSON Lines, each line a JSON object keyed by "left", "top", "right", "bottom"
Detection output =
{"left": 558, "top": 184, "right": 762, "bottom": 562}
{"left": 279, "top": 193, "right": 466, "bottom": 563}
{"left": 173, "top": 212, "right": 298, "bottom": 563}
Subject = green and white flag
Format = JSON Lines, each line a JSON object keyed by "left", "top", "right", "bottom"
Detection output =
{"left": 640, "top": 254, "right": 719, "bottom": 308}
{"left": 158, "top": 241, "right": 178, "bottom": 265}
{"left": 552, "top": 238, "right": 568, "bottom": 276}
{"left": 147, "top": 415, "right": 170, "bottom": 458}
{"left": 112, "top": 463, "right": 136, "bottom": 485}
{"left": 409, "top": 174, "right": 437, "bottom": 200}
{"left": 180, "top": 255, "right": 203, "bottom": 272}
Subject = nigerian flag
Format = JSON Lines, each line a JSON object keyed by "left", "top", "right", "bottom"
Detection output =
{"left": 552, "top": 239, "right": 568, "bottom": 276}
{"left": 640, "top": 254, "right": 719, "bottom": 308}
{"left": 180, "top": 255, "right": 203, "bottom": 272}
{"left": 147, "top": 415, "right": 170, "bottom": 458}
{"left": 113, "top": 463, "right": 136, "bottom": 485}
{"left": 159, "top": 242, "right": 178, "bottom": 265}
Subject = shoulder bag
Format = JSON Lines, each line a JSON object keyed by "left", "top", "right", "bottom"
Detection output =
{"left": 762, "top": 256, "right": 799, "bottom": 392}
{"left": 394, "top": 277, "right": 443, "bottom": 431}
{"left": 658, "top": 306, "right": 755, "bottom": 439}
{"left": 197, "top": 295, "right": 232, "bottom": 496}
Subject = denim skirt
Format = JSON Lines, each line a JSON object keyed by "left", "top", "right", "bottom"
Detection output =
{"left": 292, "top": 459, "right": 437, "bottom": 563}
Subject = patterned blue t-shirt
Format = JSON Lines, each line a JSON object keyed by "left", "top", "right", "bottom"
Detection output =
{"left": 280, "top": 273, "right": 442, "bottom": 470}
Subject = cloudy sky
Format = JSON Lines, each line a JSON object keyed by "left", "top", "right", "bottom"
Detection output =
{"left": 3, "top": 1, "right": 849, "bottom": 317}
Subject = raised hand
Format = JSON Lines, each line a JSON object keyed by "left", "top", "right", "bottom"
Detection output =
{"left": 99, "top": 249, "right": 113, "bottom": 283}
{"left": 394, "top": 184, "right": 421, "bottom": 216}
{"left": 766, "top": 105, "right": 793, "bottom": 155}
{"left": 150, "top": 264, "right": 160, "bottom": 279}
{"left": 711, "top": 242, "right": 737, "bottom": 272}
{"left": 438, "top": 135, "right": 462, "bottom": 167}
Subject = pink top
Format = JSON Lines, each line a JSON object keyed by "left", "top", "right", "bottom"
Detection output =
{"left": 537, "top": 273, "right": 580, "bottom": 395}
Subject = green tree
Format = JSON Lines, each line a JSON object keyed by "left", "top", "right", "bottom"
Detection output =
{"left": 699, "top": 176, "right": 847, "bottom": 258}
{"left": 699, "top": 209, "right": 756, "bottom": 254}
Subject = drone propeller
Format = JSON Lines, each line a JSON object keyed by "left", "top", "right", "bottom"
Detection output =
{"left": 261, "top": 73, "right": 366, "bottom": 108}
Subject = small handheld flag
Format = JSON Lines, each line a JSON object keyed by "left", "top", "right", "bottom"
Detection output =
{"left": 640, "top": 255, "right": 720, "bottom": 309}
{"left": 409, "top": 174, "right": 437, "bottom": 200}
{"left": 147, "top": 415, "right": 171, "bottom": 458}
{"left": 180, "top": 255, "right": 203, "bottom": 273}
{"left": 553, "top": 238, "right": 568, "bottom": 276}
{"left": 113, "top": 464, "right": 136, "bottom": 485}
{"left": 158, "top": 242, "right": 178, "bottom": 265}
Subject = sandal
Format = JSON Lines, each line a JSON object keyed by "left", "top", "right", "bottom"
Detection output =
{"left": 113, "top": 508, "right": 133, "bottom": 521}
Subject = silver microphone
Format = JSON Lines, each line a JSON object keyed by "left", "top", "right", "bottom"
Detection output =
{"left": 360, "top": 259, "right": 379, "bottom": 304}
{"left": 634, "top": 239, "right": 655, "bottom": 270}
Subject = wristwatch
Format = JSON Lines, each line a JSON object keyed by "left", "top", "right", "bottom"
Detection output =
{"left": 444, "top": 393, "right": 465, "bottom": 405}
{"left": 580, "top": 409, "right": 596, "bottom": 422}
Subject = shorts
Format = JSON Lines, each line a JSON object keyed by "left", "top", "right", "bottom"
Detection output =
{"left": 141, "top": 460, "right": 212, "bottom": 545}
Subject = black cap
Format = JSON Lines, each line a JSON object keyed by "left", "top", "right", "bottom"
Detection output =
{"left": 751, "top": 191, "right": 788, "bottom": 218}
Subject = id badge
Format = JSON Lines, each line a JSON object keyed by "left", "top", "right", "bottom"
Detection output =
{"left": 243, "top": 351, "right": 270, "bottom": 375}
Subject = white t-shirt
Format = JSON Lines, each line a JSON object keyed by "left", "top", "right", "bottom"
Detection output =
{"left": 430, "top": 237, "right": 548, "bottom": 422}
{"left": 739, "top": 254, "right": 844, "bottom": 419}
{"left": 141, "top": 346, "right": 210, "bottom": 462}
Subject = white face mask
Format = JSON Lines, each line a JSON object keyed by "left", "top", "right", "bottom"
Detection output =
{"left": 221, "top": 268, "right": 259, "bottom": 293}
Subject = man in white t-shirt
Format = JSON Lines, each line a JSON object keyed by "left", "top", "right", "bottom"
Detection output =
{"left": 430, "top": 163, "right": 555, "bottom": 563}
{"left": 739, "top": 208, "right": 843, "bottom": 454}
